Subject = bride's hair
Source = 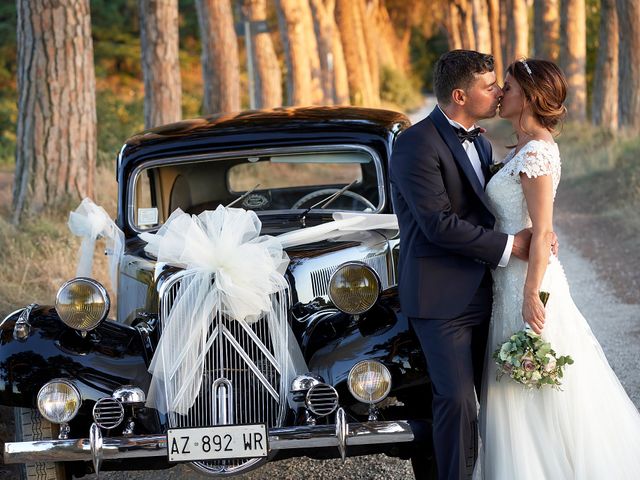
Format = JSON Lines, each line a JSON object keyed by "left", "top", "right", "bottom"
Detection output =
{"left": 506, "top": 59, "right": 568, "bottom": 132}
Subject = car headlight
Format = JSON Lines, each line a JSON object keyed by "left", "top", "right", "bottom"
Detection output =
{"left": 328, "top": 262, "right": 380, "bottom": 315}
{"left": 37, "top": 379, "right": 81, "bottom": 424}
{"left": 55, "top": 278, "right": 110, "bottom": 332}
{"left": 348, "top": 360, "right": 392, "bottom": 404}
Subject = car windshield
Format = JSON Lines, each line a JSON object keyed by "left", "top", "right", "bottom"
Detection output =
{"left": 130, "top": 148, "right": 382, "bottom": 230}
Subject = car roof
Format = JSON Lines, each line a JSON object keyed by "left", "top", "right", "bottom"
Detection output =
{"left": 118, "top": 106, "right": 411, "bottom": 172}
{"left": 125, "top": 106, "right": 410, "bottom": 144}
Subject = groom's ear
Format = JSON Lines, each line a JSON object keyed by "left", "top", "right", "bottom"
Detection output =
{"left": 452, "top": 88, "right": 467, "bottom": 106}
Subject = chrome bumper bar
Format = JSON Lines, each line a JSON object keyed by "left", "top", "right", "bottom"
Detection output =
{"left": 4, "top": 415, "right": 414, "bottom": 465}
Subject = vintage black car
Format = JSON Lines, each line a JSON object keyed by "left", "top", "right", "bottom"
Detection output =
{"left": 0, "top": 107, "right": 436, "bottom": 479}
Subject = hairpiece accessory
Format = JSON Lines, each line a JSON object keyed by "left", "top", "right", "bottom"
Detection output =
{"left": 519, "top": 58, "right": 534, "bottom": 79}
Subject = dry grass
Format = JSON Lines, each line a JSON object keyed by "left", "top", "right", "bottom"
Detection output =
{"left": 0, "top": 167, "right": 118, "bottom": 316}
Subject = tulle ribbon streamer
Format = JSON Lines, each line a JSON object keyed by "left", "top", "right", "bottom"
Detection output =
{"left": 68, "top": 198, "right": 124, "bottom": 292}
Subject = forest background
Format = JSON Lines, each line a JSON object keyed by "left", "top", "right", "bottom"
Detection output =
{"left": 0, "top": 0, "right": 639, "bottom": 314}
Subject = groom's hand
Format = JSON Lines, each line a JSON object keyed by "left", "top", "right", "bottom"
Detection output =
{"left": 512, "top": 228, "right": 533, "bottom": 260}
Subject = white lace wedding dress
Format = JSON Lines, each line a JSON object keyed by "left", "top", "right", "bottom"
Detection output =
{"left": 475, "top": 140, "right": 640, "bottom": 479}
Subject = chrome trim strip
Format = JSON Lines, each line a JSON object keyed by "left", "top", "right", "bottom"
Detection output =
{"left": 3, "top": 421, "right": 414, "bottom": 464}
{"left": 221, "top": 325, "right": 280, "bottom": 401}
{"left": 336, "top": 408, "right": 347, "bottom": 461}
{"left": 236, "top": 318, "right": 281, "bottom": 373}
{"left": 127, "top": 143, "right": 387, "bottom": 234}
{"left": 89, "top": 423, "right": 103, "bottom": 475}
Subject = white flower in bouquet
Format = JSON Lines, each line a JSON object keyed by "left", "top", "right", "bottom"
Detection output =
{"left": 492, "top": 292, "right": 574, "bottom": 390}
{"left": 544, "top": 354, "right": 557, "bottom": 372}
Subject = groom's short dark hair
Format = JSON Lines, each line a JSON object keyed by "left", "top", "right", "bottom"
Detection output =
{"left": 434, "top": 50, "right": 495, "bottom": 105}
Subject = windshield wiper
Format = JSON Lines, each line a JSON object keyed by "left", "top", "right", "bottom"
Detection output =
{"left": 299, "top": 179, "right": 358, "bottom": 226}
{"left": 226, "top": 183, "right": 261, "bottom": 208}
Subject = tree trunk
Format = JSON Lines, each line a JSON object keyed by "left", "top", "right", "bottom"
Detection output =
{"left": 560, "top": 0, "right": 587, "bottom": 121}
{"left": 299, "top": 0, "right": 325, "bottom": 104}
{"left": 487, "top": 0, "right": 503, "bottom": 81}
{"left": 335, "top": 0, "right": 375, "bottom": 105}
{"left": 505, "top": 0, "right": 528, "bottom": 62}
{"left": 473, "top": 0, "right": 492, "bottom": 53}
{"left": 592, "top": 0, "right": 618, "bottom": 129}
{"left": 13, "top": 0, "right": 96, "bottom": 224}
{"left": 616, "top": 0, "right": 640, "bottom": 130}
{"left": 330, "top": 28, "right": 351, "bottom": 105}
{"left": 309, "top": 0, "right": 350, "bottom": 105}
{"left": 500, "top": 0, "right": 508, "bottom": 68}
{"left": 244, "top": 0, "right": 282, "bottom": 108}
{"left": 276, "top": 0, "right": 315, "bottom": 105}
{"left": 455, "top": 0, "right": 476, "bottom": 50}
{"left": 534, "top": 0, "right": 560, "bottom": 61}
{"left": 361, "top": 0, "right": 380, "bottom": 106}
{"left": 445, "top": 2, "right": 463, "bottom": 50}
{"left": 372, "top": 0, "right": 400, "bottom": 71}
{"left": 196, "top": 0, "right": 240, "bottom": 113}
{"left": 139, "top": 0, "right": 182, "bottom": 128}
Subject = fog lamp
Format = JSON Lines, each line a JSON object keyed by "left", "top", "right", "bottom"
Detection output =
{"left": 37, "top": 379, "right": 81, "bottom": 424}
{"left": 328, "top": 262, "right": 380, "bottom": 315}
{"left": 55, "top": 278, "right": 109, "bottom": 332}
{"left": 348, "top": 360, "right": 391, "bottom": 404}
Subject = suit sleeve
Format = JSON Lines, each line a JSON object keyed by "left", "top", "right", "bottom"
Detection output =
{"left": 390, "top": 135, "right": 508, "bottom": 268}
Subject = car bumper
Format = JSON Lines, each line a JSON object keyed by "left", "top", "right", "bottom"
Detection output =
{"left": 4, "top": 415, "right": 414, "bottom": 464}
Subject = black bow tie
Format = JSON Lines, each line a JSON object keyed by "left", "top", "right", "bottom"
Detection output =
{"left": 454, "top": 126, "right": 482, "bottom": 143}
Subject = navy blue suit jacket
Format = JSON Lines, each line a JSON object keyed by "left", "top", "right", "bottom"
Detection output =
{"left": 389, "top": 107, "right": 508, "bottom": 319}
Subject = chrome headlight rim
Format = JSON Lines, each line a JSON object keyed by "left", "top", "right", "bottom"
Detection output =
{"left": 328, "top": 261, "right": 381, "bottom": 315}
{"left": 55, "top": 277, "right": 110, "bottom": 332}
{"left": 347, "top": 360, "right": 392, "bottom": 405}
{"left": 37, "top": 378, "right": 82, "bottom": 424}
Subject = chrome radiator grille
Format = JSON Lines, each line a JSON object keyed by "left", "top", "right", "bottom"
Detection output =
{"left": 159, "top": 272, "right": 284, "bottom": 475}
{"left": 310, "top": 252, "right": 393, "bottom": 298}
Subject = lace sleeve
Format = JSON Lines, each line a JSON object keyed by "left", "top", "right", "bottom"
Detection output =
{"left": 518, "top": 143, "right": 557, "bottom": 179}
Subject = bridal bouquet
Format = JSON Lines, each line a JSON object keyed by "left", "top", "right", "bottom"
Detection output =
{"left": 493, "top": 292, "right": 574, "bottom": 389}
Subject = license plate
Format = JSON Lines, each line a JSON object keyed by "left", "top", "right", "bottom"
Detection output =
{"left": 167, "top": 424, "right": 268, "bottom": 462}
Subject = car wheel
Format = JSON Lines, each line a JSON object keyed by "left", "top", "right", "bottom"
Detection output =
{"left": 411, "top": 452, "right": 437, "bottom": 480}
{"left": 14, "top": 408, "right": 72, "bottom": 480}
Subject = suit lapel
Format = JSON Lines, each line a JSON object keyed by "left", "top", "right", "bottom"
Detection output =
{"left": 428, "top": 107, "right": 491, "bottom": 209}
{"left": 473, "top": 137, "right": 491, "bottom": 185}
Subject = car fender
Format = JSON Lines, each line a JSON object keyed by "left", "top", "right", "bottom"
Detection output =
{"left": 0, "top": 305, "right": 150, "bottom": 408}
{"left": 306, "top": 290, "right": 429, "bottom": 401}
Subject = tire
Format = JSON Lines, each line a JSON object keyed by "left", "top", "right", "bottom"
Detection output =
{"left": 14, "top": 408, "right": 71, "bottom": 480}
{"left": 411, "top": 451, "right": 438, "bottom": 480}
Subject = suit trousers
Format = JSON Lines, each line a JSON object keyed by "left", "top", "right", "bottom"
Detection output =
{"left": 410, "top": 272, "right": 492, "bottom": 480}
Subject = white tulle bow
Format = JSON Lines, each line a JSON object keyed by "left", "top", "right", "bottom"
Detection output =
{"left": 140, "top": 206, "right": 306, "bottom": 415}
{"left": 68, "top": 198, "right": 124, "bottom": 291}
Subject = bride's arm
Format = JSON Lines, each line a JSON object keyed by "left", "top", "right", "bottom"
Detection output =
{"left": 520, "top": 173, "right": 555, "bottom": 333}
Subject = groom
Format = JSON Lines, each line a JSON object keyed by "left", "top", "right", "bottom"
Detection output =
{"left": 390, "top": 50, "right": 534, "bottom": 480}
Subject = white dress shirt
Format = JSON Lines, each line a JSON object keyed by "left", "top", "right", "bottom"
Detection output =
{"left": 438, "top": 106, "right": 513, "bottom": 267}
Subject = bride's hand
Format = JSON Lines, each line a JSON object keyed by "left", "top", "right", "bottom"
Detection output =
{"left": 522, "top": 291, "right": 545, "bottom": 333}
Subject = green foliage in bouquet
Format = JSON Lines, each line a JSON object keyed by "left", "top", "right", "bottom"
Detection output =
{"left": 492, "top": 292, "right": 574, "bottom": 389}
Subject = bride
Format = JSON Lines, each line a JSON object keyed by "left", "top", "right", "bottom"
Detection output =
{"left": 476, "top": 58, "right": 640, "bottom": 479}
